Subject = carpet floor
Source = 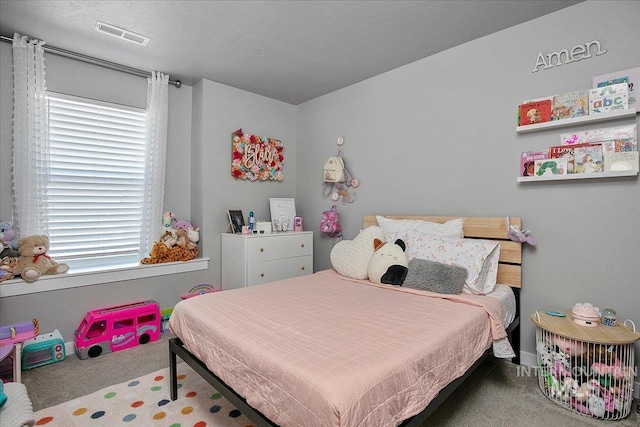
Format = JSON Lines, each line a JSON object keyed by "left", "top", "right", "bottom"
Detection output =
{"left": 21, "top": 334, "right": 640, "bottom": 427}
{"left": 33, "top": 362, "right": 253, "bottom": 427}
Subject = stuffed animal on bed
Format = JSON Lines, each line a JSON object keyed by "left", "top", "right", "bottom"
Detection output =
{"left": 367, "top": 238, "right": 408, "bottom": 285}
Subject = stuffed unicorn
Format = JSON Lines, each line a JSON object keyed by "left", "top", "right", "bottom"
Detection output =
{"left": 507, "top": 216, "right": 536, "bottom": 246}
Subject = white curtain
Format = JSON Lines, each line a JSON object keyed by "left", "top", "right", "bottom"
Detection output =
{"left": 139, "top": 71, "right": 169, "bottom": 257}
{"left": 12, "top": 33, "right": 49, "bottom": 238}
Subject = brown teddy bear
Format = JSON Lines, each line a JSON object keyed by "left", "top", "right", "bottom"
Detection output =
{"left": 15, "top": 235, "right": 69, "bottom": 282}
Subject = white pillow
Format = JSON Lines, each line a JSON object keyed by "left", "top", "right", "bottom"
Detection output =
{"left": 404, "top": 235, "right": 500, "bottom": 295}
{"left": 330, "top": 226, "right": 385, "bottom": 279}
{"left": 376, "top": 216, "right": 463, "bottom": 243}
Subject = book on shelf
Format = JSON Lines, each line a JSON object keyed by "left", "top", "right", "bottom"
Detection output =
{"left": 574, "top": 144, "right": 604, "bottom": 174}
{"left": 549, "top": 143, "right": 590, "bottom": 174}
{"left": 518, "top": 98, "right": 552, "bottom": 126}
{"left": 588, "top": 83, "right": 629, "bottom": 115}
{"left": 600, "top": 138, "right": 638, "bottom": 155}
{"left": 560, "top": 124, "right": 637, "bottom": 146}
{"left": 593, "top": 66, "right": 640, "bottom": 113}
{"left": 552, "top": 90, "right": 589, "bottom": 120}
{"left": 520, "top": 150, "right": 548, "bottom": 177}
{"left": 604, "top": 151, "right": 639, "bottom": 172}
{"left": 533, "top": 158, "right": 568, "bottom": 177}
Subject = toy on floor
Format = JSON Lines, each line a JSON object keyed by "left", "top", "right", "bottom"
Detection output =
{"left": 74, "top": 301, "right": 161, "bottom": 360}
{"left": 21, "top": 329, "right": 65, "bottom": 370}
{"left": 0, "top": 320, "right": 39, "bottom": 346}
{"left": 181, "top": 283, "right": 219, "bottom": 299}
{"left": 161, "top": 308, "right": 173, "bottom": 333}
{"left": 0, "top": 319, "right": 39, "bottom": 382}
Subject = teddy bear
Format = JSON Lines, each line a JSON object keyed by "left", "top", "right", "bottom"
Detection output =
{"left": 367, "top": 238, "right": 408, "bottom": 285}
{"left": 175, "top": 227, "right": 189, "bottom": 247}
{"left": 14, "top": 235, "right": 69, "bottom": 282}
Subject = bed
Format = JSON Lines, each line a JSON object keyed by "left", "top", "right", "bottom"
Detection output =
{"left": 169, "top": 215, "right": 522, "bottom": 426}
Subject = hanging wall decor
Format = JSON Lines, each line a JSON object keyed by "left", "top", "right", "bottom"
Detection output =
{"left": 231, "top": 128, "right": 285, "bottom": 181}
{"left": 322, "top": 136, "right": 359, "bottom": 204}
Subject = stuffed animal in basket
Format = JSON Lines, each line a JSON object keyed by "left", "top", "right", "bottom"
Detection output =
{"left": 367, "top": 238, "right": 408, "bottom": 285}
{"left": 14, "top": 235, "right": 69, "bottom": 282}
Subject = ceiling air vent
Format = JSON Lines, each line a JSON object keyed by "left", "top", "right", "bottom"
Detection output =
{"left": 94, "top": 21, "right": 149, "bottom": 46}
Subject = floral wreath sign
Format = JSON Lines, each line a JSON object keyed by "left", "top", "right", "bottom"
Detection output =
{"left": 232, "top": 128, "right": 285, "bottom": 181}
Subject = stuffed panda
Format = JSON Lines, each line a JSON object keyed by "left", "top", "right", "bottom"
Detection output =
{"left": 367, "top": 238, "right": 408, "bottom": 285}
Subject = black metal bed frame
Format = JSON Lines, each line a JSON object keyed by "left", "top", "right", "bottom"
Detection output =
{"left": 169, "top": 287, "right": 520, "bottom": 427}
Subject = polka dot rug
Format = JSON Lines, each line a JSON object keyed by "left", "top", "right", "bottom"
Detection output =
{"left": 33, "top": 363, "right": 255, "bottom": 426}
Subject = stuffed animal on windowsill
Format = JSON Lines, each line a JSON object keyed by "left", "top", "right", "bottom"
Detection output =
{"left": 0, "top": 222, "right": 18, "bottom": 250}
{"left": 0, "top": 256, "right": 18, "bottom": 282}
{"left": 1, "top": 238, "right": 19, "bottom": 258}
{"left": 14, "top": 235, "right": 69, "bottom": 282}
{"left": 0, "top": 222, "right": 19, "bottom": 258}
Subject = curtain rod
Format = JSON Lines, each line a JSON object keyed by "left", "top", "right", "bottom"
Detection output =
{"left": 0, "top": 34, "right": 181, "bottom": 88}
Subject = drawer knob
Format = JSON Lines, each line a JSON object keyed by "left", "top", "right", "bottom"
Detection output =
{"left": 300, "top": 243, "right": 305, "bottom": 248}
{"left": 260, "top": 273, "right": 264, "bottom": 277}
{"left": 260, "top": 248, "right": 264, "bottom": 252}
{"left": 301, "top": 266, "right": 305, "bottom": 270}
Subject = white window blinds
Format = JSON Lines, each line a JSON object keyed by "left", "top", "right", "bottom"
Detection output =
{"left": 46, "top": 93, "right": 147, "bottom": 271}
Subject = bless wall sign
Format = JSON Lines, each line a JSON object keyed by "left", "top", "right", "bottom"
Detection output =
{"left": 532, "top": 39, "right": 606, "bottom": 72}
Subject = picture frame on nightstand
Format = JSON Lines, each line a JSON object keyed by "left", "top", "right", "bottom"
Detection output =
{"left": 227, "top": 210, "right": 244, "bottom": 233}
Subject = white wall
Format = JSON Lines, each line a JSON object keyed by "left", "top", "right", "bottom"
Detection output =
{"left": 1, "top": 1, "right": 638, "bottom": 380}
{"left": 190, "top": 79, "right": 297, "bottom": 273}
{"left": 295, "top": 0, "right": 640, "bottom": 369}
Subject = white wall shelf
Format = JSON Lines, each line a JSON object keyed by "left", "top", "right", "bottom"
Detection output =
{"left": 516, "top": 109, "right": 637, "bottom": 133}
{"left": 517, "top": 170, "right": 638, "bottom": 182}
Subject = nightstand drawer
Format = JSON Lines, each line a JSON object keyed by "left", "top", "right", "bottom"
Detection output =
{"left": 245, "top": 233, "right": 312, "bottom": 262}
{"left": 246, "top": 256, "right": 313, "bottom": 286}
{"left": 221, "top": 231, "right": 314, "bottom": 290}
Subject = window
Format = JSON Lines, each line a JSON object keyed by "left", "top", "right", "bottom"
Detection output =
{"left": 45, "top": 93, "right": 147, "bottom": 272}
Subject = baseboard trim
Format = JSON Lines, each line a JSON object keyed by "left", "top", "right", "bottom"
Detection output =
{"left": 519, "top": 350, "right": 639, "bottom": 399}
{"left": 65, "top": 341, "right": 74, "bottom": 357}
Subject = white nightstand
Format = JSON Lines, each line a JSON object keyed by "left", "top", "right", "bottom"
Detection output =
{"left": 221, "top": 231, "right": 313, "bottom": 290}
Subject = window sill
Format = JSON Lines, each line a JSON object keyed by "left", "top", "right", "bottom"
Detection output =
{"left": 0, "top": 258, "right": 210, "bottom": 298}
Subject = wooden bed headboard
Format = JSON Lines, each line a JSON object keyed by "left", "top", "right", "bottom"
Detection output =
{"left": 363, "top": 215, "right": 522, "bottom": 288}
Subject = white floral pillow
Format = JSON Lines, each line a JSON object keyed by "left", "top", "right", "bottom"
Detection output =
{"left": 404, "top": 235, "right": 500, "bottom": 295}
{"left": 376, "top": 216, "right": 463, "bottom": 243}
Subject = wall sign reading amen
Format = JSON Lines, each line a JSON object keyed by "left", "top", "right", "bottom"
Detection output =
{"left": 532, "top": 39, "right": 606, "bottom": 73}
{"left": 232, "top": 128, "right": 285, "bottom": 181}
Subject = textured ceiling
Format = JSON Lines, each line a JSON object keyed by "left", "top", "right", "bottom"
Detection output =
{"left": 0, "top": 0, "right": 583, "bottom": 105}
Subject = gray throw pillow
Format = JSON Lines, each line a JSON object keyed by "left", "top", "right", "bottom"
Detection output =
{"left": 402, "top": 258, "right": 468, "bottom": 294}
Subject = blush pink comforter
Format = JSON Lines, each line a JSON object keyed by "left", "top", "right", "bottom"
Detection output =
{"left": 170, "top": 269, "right": 508, "bottom": 427}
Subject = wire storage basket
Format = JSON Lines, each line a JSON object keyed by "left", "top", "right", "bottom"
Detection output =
{"left": 533, "top": 312, "right": 638, "bottom": 421}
